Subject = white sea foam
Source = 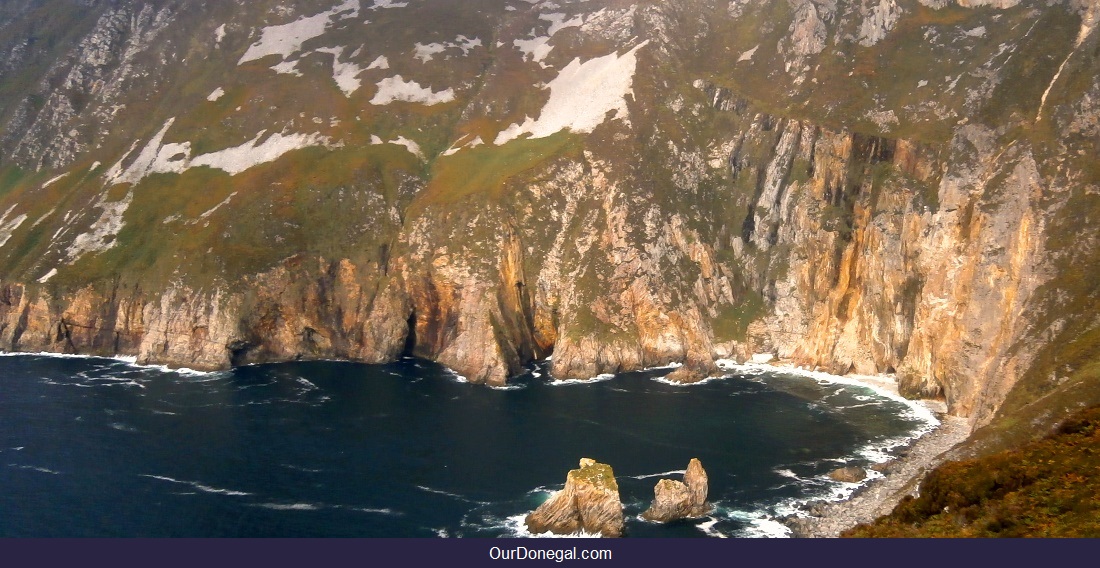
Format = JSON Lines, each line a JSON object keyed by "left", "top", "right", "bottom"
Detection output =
{"left": 489, "top": 384, "right": 526, "bottom": 391}
{"left": 415, "top": 485, "right": 487, "bottom": 504}
{"left": 9, "top": 464, "right": 62, "bottom": 475}
{"left": 717, "top": 362, "right": 939, "bottom": 430}
{"left": 730, "top": 509, "right": 793, "bottom": 538}
{"left": 345, "top": 506, "right": 400, "bottom": 515}
{"left": 295, "top": 377, "right": 319, "bottom": 390}
{"left": 650, "top": 374, "right": 727, "bottom": 387}
{"left": 253, "top": 502, "right": 320, "bottom": 511}
{"left": 141, "top": 474, "right": 252, "bottom": 496}
{"left": 440, "top": 367, "right": 469, "bottom": 383}
{"left": 501, "top": 514, "right": 604, "bottom": 538}
{"left": 549, "top": 373, "right": 615, "bottom": 386}
{"left": 697, "top": 517, "right": 728, "bottom": 538}
{"left": 642, "top": 362, "right": 683, "bottom": 371}
{"left": 706, "top": 360, "right": 945, "bottom": 535}
{"left": 625, "top": 469, "right": 686, "bottom": 480}
{"left": 775, "top": 468, "right": 801, "bottom": 480}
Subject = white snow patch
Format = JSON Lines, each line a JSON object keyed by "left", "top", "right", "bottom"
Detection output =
{"left": 512, "top": 10, "right": 591, "bottom": 64}
{"left": 514, "top": 35, "right": 554, "bottom": 64}
{"left": 107, "top": 118, "right": 336, "bottom": 185}
{"left": 964, "top": 26, "right": 986, "bottom": 38}
{"left": 369, "top": 75, "right": 455, "bottom": 106}
{"left": 194, "top": 192, "right": 238, "bottom": 221}
{"left": 238, "top": 0, "right": 360, "bottom": 64}
{"left": 207, "top": 87, "right": 225, "bottom": 102}
{"left": 371, "top": 135, "right": 424, "bottom": 159}
{"left": 270, "top": 59, "right": 302, "bottom": 76}
{"left": 441, "top": 135, "right": 485, "bottom": 156}
{"left": 414, "top": 36, "right": 482, "bottom": 62}
{"left": 458, "top": 36, "right": 483, "bottom": 53}
{"left": 42, "top": 172, "right": 70, "bottom": 188}
{"left": 0, "top": 205, "right": 28, "bottom": 249}
{"left": 738, "top": 45, "right": 759, "bottom": 62}
{"left": 190, "top": 131, "right": 336, "bottom": 175}
{"left": 31, "top": 207, "right": 56, "bottom": 228}
{"left": 109, "top": 119, "right": 190, "bottom": 186}
{"left": 414, "top": 42, "right": 447, "bottom": 63}
{"left": 369, "top": 0, "right": 408, "bottom": 8}
{"left": 495, "top": 41, "right": 649, "bottom": 145}
{"left": 66, "top": 191, "right": 132, "bottom": 261}
{"left": 37, "top": 268, "right": 58, "bottom": 283}
{"left": 214, "top": 24, "right": 227, "bottom": 45}
{"left": 541, "top": 12, "right": 584, "bottom": 36}
{"left": 316, "top": 47, "right": 365, "bottom": 96}
{"left": 366, "top": 55, "right": 389, "bottom": 69}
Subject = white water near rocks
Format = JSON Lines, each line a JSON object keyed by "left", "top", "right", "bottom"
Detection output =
{"left": 0, "top": 354, "right": 936, "bottom": 537}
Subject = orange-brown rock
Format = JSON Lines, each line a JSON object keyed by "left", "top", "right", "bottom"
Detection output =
{"left": 525, "top": 458, "right": 624, "bottom": 537}
{"left": 642, "top": 458, "right": 711, "bottom": 522}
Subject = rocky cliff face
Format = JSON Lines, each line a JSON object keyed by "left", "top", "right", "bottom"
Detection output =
{"left": 526, "top": 458, "right": 625, "bottom": 537}
{"left": 0, "top": 0, "right": 1097, "bottom": 434}
{"left": 642, "top": 458, "right": 710, "bottom": 522}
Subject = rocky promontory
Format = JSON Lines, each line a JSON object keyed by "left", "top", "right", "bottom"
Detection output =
{"left": 641, "top": 458, "right": 711, "bottom": 522}
{"left": 525, "top": 458, "right": 625, "bottom": 537}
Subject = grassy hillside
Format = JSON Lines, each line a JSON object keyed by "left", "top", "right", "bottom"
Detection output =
{"left": 845, "top": 405, "right": 1100, "bottom": 538}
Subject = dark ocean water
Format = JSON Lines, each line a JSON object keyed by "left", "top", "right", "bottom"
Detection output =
{"left": 0, "top": 354, "right": 935, "bottom": 537}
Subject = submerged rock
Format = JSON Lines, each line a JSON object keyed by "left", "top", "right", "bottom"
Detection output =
{"left": 525, "top": 458, "right": 624, "bottom": 537}
{"left": 642, "top": 458, "right": 711, "bottom": 522}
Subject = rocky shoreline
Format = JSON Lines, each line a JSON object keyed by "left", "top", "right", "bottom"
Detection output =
{"left": 783, "top": 392, "right": 973, "bottom": 537}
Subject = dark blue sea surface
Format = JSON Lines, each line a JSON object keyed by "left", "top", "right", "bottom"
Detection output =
{"left": 0, "top": 354, "right": 934, "bottom": 537}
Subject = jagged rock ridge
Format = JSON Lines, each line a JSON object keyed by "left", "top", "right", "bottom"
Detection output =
{"left": 526, "top": 458, "right": 625, "bottom": 537}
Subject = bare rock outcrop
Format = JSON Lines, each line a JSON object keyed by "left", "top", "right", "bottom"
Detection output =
{"left": 526, "top": 458, "right": 625, "bottom": 537}
{"left": 642, "top": 458, "right": 711, "bottom": 522}
{"left": 828, "top": 466, "right": 868, "bottom": 483}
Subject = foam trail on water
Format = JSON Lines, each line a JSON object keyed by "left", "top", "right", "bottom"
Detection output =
{"left": 141, "top": 474, "right": 251, "bottom": 496}
{"left": 651, "top": 375, "right": 727, "bottom": 387}
{"left": 626, "top": 469, "right": 686, "bottom": 480}
{"left": 501, "top": 514, "right": 604, "bottom": 538}
{"left": 550, "top": 373, "right": 615, "bottom": 386}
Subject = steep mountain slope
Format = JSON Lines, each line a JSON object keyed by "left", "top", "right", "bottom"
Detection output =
{"left": 0, "top": 0, "right": 1097, "bottom": 445}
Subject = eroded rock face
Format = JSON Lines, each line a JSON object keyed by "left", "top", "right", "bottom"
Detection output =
{"left": 0, "top": 0, "right": 1096, "bottom": 434}
{"left": 684, "top": 458, "right": 709, "bottom": 511}
{"left": 642, "top": 458, "right": 710, "bottom": 522}
{"left": 526, "top": 458, "right": 625, "bottom": 537}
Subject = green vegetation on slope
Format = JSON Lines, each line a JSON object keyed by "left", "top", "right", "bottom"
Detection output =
{"left": 845, "top": 405, "right": 1100, "bottom": 538}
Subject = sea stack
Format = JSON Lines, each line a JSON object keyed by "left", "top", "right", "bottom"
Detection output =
{"left": 642, "top": 458, "right": 711, "bottom": 522}
{"left": 525, "top": 458, "right": 625, "bottom": 537}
